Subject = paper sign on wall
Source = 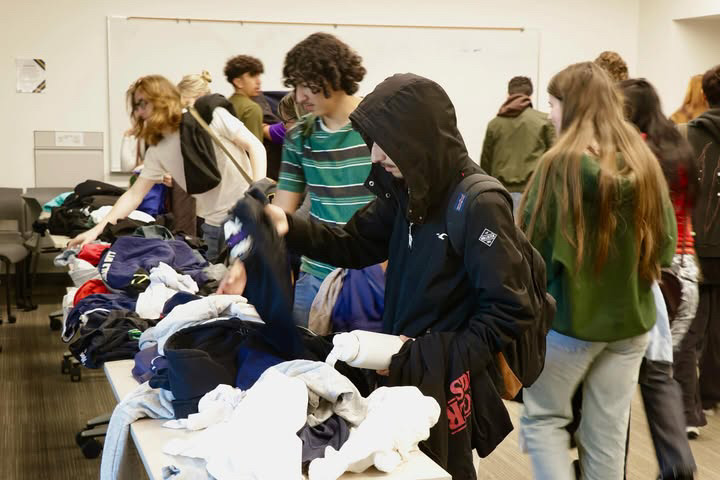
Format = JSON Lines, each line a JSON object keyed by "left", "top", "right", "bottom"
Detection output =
{"left": 55, "top": 131, "right": 85, "bottom": 147}
{"left": 16, "top": 58, "right": 46, "bottom": 93}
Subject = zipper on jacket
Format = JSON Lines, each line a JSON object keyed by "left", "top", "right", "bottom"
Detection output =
{"left": 407, "top": 187, "right": 414, "bottom": 250}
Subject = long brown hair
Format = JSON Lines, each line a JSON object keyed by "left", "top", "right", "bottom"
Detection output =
{"left": 126, "top": 75, "right": 183, "bottom": 146}
{"left": 670, "top": 74, "right": 708, "bottom": 124}
{"left": 520, "top": 62, "right": 670, "bottom": 282}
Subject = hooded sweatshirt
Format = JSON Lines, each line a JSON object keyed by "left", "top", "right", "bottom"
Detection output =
{"left": 480, "top": 94, "right": 555, "bottom": 192}
{"left": 688, "top": 108, "right": 720, "bottom": 258}
{"left": 285, "top": 73, "right": 539, "bottom": 477}
{"left": 522, "top": 154, "right": 676, "bottom": 342}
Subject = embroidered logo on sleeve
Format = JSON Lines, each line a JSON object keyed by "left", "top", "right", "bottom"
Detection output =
{"left": 479, "top": 228, "right": 497, "bottom": 247}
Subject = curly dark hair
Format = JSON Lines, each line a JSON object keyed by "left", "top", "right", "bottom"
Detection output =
{"left": 283, "top": 33, "right": 366, "bottom": 97}
{"left": 703, "top": 64, "right": 720, "bottom": 107}
{"left": 508, "top": 76, "right": 533, "bottom": 96}
{"left": 224, "top": 55, "right": 264, "bottom": 84}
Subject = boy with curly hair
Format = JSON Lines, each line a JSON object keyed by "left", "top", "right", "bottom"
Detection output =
{"left": 276, "top": 32, "right": 375, "bottom": 326}
{"left": 224, "top": 54, "right": 264, "bottom": 141}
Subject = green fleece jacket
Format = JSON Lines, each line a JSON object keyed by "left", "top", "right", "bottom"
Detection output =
{"left": 481, "top": 95, "right": 555, "bottom": 192}
{"left": 523, "top": 154, "right": 677, "bottom": 342}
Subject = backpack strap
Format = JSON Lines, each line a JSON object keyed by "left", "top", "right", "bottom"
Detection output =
{"left": 446, "top": 174, "right": 513, "bottom": 255}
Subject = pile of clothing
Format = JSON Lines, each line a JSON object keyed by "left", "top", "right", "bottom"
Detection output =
{"left": 39, "top": 180, "right": 167, "bottom": 238}
{"left": 62, "top": 192, "right": 444, "bottom": 480}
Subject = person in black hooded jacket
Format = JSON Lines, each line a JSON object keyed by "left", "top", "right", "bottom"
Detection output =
{"left": 687, "top": 64, "right": 720, "bottom": 418}
{"left": 219, "top": 73, "right": 539, "bottom": 479}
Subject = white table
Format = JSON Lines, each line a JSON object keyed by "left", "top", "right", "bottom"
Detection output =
{"left": 104, "top": 360, "right": 450, "bottom": 480}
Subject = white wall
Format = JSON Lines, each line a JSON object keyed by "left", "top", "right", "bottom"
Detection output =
{"left": 637, "top": 0, "right": 720, "bottom": 116}
{"left": 0, "top": 0, "right": 640, "bottom": 188}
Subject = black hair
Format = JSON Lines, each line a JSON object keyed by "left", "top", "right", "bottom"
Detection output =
{"left": 508, "top": 76, "right": 533, "bottom": 96}
{"left": 702, "top": 64, "right": 720, "bottom": 107}
{"left": 282, "top": 33, "right": 366, "bottom": 97}
{"left": 620, "top": 78, "right": 698, "bottom": 205}
{"left": 224, "top": 55, "right": 264, "bottom": 84}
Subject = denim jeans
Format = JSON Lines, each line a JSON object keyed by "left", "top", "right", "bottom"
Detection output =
{"left": 521, "top": 329, "right": 649, "bottom": 480}
{"left": 200, "top": 222, "right": 224, "bottom": 264}
{"left": 292, "top": 272, "right": 323, "bottom": 327}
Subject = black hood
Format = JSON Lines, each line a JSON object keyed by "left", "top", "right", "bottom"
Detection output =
{"left": 350, "top": 73, "right": 475, "bottom": 224}
{"left": 690, "top": 108, "right": 720, "bottom": 143}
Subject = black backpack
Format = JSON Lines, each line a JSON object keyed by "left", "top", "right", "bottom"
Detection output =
{"left": 446, "top": 174, "right": 555, "bottom": 398}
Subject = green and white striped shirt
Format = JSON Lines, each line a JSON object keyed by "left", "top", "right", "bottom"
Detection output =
{"left": 278, "top": 116, "right": 374, "bottom": 279}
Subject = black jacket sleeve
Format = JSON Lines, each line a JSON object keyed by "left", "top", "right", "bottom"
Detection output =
{"left": 454, "top": 191, "right": 537, "bottom": 366}
{"left": 284, "top": 197, "right": 396, "bottom": 269}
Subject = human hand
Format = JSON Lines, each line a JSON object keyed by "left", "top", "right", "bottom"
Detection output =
{"left": 216, "top": 260, "right": 247, "bottom": 295}
{"left": 264, "top": 204, "right": 289, "bottom": 236}
{"left": 376, "top": 335, "right": 413, "bottom": 376}
{"left": 67, "top": 227, "right": 100, "bottom": 249}
{"left": 162, "top": 173, "right": 173, "bottom": 187}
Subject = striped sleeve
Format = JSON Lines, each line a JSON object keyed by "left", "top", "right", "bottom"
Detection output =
{"left": 278, "top": 129, "right": 306, "bottom": 193}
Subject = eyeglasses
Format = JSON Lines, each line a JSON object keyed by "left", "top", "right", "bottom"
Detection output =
{"left": 132, "top": 99, "right": 149, "bottom": 111}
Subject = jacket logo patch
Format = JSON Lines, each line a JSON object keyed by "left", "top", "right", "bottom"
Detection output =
{"left": 447, "top": 371, "right": 472, "bottom": 434}
{"left": 455, "top": 193, "right": 466, "bottom": 212}
{"left": 436, "top": 233, "right": 448, "bottom": 240}
{"left": 479, "top": 229, "right": 497, "bottom": 247}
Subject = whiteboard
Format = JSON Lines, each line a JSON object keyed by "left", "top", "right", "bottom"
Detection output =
{"left": 107, "top": 16, "right": 540, "bottom": 172}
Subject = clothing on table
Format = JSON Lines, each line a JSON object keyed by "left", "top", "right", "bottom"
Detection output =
{"left": 68, "top": 310, "right": 157, "bottom": 368}
{"left": 77, "top": 243, "right": 110, "bottom": 266}
{"left": 307, "top": 386, "right": 440, "bottom": 480}
{"left": 135, "top": 262, "right": 199, "bottom": 320}
{"left": 63, "top": 293, "right": 137, "bottom": 342}
{"left": 90, "top": 205, "right": 155, "bottom": 226}
{"left": 97, "top": 215, "right": 174, "bottom": 244}
{"left": 161, "top": 292, "right": 202, "bottom": 317}
{"left": 73, "top": 279, "right": 110, "bottom": 306}
{"left": 298, "top": 415, "right": 350, "bottom": 466}
{"left": 163, "top": 368, "right": 307, "bottom": 480}
{"left": 278, "top": 115, "right": 374, "bottom": 280}
{"left": 228, "top": 92, "right": 264, "bottom": 142}
{"left": 132, "top": 344, "right": 168, "bottom": 384}
{"left": 140, "top": 106, "right": 256, "bottom": 227}
{"left": 101, "top": 381, "right": 175, "bottom": 480}
{"left": 42, "top": 192, "right": 72, "bottom": 212}
{"left": 480, "top": 93, "right": 555, "bottom": 193}
{"left": 97, "top": 236, "right": 208, "bottom": 294}
{"left": 138, "top": 295, "right": 260, "bottom": 356}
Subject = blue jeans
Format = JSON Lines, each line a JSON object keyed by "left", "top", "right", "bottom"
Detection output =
{"left": 201, "top": 223, "right": 224, "bottom": 264}
{"left": 292, "top": 272, "right": 323, "bottom": 327}
{"left": 521, "top": 329, "right": 649, "bottom": 480}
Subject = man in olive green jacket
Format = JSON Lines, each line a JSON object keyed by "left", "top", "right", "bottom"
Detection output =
{"left": 480, "top": 76, "right": 555, "bottom": 207}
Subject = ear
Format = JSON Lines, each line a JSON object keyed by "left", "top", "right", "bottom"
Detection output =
{"left": 232, "top": 77, "right": 243, "bottom": 91}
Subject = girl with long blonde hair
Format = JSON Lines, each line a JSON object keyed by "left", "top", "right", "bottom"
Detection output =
{"left": 69, "top": 74, "right": 266, "bottom": 262}
{"left": 519, "top": 62, "right": 677, "bottom": 480}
